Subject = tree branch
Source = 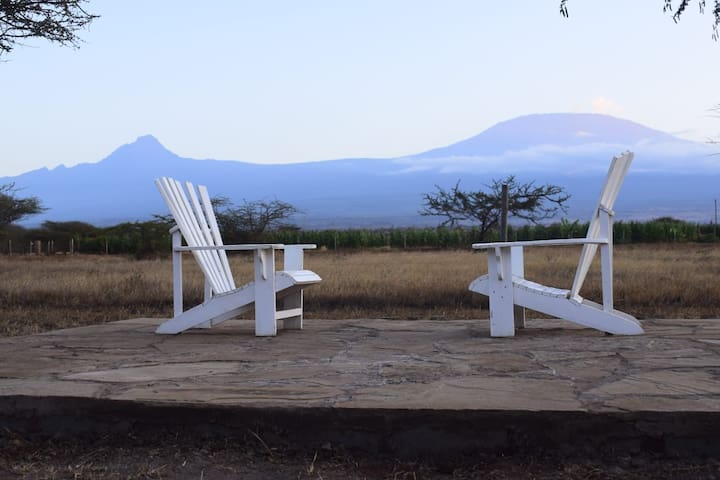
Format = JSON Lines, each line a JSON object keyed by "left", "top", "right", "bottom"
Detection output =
{"left": 0, "top": 0, "right": 98, "bottom": 56}
{"left": 420, "top": 177, "right": 570, "bottom": 241}
{"left": 562, "top": 0, "right": 719, "bottom": 40}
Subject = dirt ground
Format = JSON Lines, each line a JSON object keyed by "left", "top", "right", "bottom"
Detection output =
{"left": 2, "top": 431, "right": 720, "bottom": 480}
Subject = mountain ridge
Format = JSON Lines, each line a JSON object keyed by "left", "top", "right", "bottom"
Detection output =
{"left": 416, "top": 113, "right": 685, "bottom": 159}
{"left": 2, "top": 113, "right": 718, "bottom": 227}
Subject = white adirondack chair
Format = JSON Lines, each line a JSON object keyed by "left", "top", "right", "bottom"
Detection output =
{"left": 468, "top": 152, "right": 643, "bottom": 337}
{"left": 155, "top": 177, "right": 321, "bottom": 336}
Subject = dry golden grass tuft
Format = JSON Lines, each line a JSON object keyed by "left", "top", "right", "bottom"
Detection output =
{"left": 0, "top": 243, "right": 719, "bottom": 336}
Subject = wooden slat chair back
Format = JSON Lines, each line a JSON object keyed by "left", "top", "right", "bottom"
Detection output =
{"left": 468, "top": 152, "right": 643, "bottom": 337}
{"left": 570, "top": 153, "right": 632, "bottom": 303}
{"left": 155, "top": 177, "right": 321, "bottom": 336}
{"left": 156, "top": 178, "right": 236, "bottom": 294}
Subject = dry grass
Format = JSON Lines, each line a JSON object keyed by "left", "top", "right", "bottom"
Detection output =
{"left": 1, "top": 243, "right": 719, "bottom": 337}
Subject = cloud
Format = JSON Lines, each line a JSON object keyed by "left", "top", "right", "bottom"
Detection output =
{"left": 590, "top": 97, "right": 625, "bottom": 116}
{"left": 390, "top": 141, "right": 719, "bottom": 175}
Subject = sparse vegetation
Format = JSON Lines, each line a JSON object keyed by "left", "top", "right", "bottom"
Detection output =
{"left": 214, "top": 196, "right": 301, "bottom": 243}
{"left": 0, "top": 183, "right": 46, "bottom": 227}
{"left": 420, "top": 177, "right": 570, "bottom": 240}
{"left": 1, "top": 243, "right": 718, "bottom": 337}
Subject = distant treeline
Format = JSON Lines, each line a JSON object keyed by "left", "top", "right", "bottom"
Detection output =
{"left": 1, "top": 217, "right": 718, "bottom": 257}
{"left": 265, "top": 217, "right": 720, "bottom": 248}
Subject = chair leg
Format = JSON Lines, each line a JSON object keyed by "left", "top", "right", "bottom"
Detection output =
{"left": 279, "top": 245, "right": 305, "bottom": 330}
{"left": 280, "top": 291, "right": 303, "bottom": 330}
{"left": 487, "top": 247, "right": 516, "bottom": 337}
{"left": 514, "top": 305, "right": 526, "bottom": 329}
{"left": 511, "top": 246, "right": 526, "bottom": 329}
{"left": 254, "top": 249, "right": 278, "bottom": 336}
{"left": 172, "top": 231, "right": 183, "bottom": 317}
{"left": 194, "top": 279, "right": 213, "bottom": 329}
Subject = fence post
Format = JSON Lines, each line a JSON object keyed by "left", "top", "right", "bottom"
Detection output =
{"left": 500, "top": 184, "right": 509, "bottom": 242}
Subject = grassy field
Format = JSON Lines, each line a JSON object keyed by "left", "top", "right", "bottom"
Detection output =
{"left": 0, "top": 243, "right": 719, "bottom": 337}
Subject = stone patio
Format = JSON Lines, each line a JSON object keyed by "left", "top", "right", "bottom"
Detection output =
{"left": 2, "top": 318, "right": 720, "bottom": 458}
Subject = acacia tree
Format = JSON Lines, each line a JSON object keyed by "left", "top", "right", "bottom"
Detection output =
{"left": 213, "top": 197, "right": 300, "bottom": 243}
{"left": 0, "top": 183, "right": 46, "bottom": 227}
{"left": 560, "top": 0, "right": 720, "bottom": 39}
{"left": 420, "top": 176, "right": 570, "bottom": 241}
{"left": 0, "top": 0, "right": 98, "bottom": 57}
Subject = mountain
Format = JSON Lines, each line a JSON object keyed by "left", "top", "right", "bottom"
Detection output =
{"left": 419, "top": 113, "right": 683, "bottom": 157}
{"left": 3, "top": 113, "right": 718, "bottom": 228}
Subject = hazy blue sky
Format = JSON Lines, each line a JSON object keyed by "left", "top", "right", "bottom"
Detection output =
{"left": 1, "top": 0, "right": 718, "bottom": 176}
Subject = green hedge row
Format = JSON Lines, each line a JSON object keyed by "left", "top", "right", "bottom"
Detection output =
{"left": 2, "top": 217, "right": 718, "bottom": 256}
{"left": 266, "top": 218, "right": 719, "bottom": 249}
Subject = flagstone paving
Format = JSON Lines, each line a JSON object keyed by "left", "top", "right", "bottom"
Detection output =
{"left": 2, "top": 318, "right": 720, "bottom": 457}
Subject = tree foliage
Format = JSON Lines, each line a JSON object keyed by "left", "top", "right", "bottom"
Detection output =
{"left": 420, "top": 177, "right": 570, "bottom": 241}
{"left": 0, "top": 183, "right": 46, "bottom": 227}
{"left": 213, "top": 197, "right": 300, "bottom": 243}
{"left": 0, "top": 0, "right": 98, "bottom": 56}
{"left": 560, "top": 0, "right": 720, "bottom": 40}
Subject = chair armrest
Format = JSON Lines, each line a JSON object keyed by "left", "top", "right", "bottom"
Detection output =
{"left": 282, "top": 244, "right": 316, "bottom": 270}
{"left": 280, "top": 244, "right": 317, "bottom": 250}
{"left": 176, "top": 244, "right": 317, "bottom": 252}
{"left": 175, "top": 243, "right": 285, "bottom": 252}
{"left": 471, "top": 238, "right": 609, "bottom": 250}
